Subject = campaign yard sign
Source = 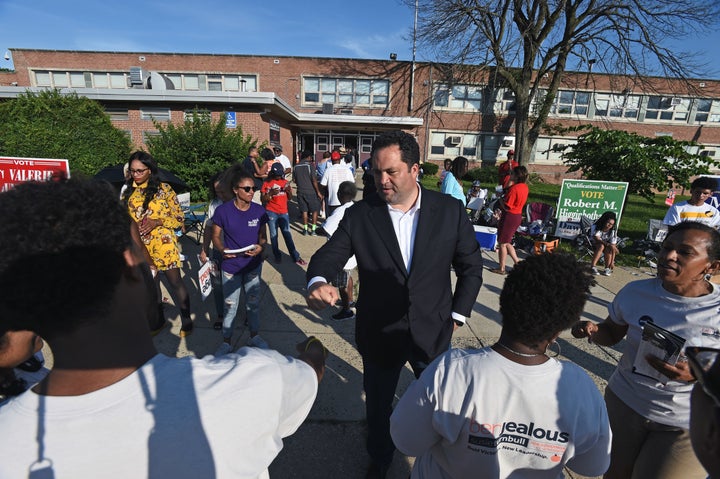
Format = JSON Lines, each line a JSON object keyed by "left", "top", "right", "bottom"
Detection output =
{"left": 0, "top": 156, "right": 70, "bottom": 192}
{"left": 555, "top": 179, "right": 629, "bottom": 239}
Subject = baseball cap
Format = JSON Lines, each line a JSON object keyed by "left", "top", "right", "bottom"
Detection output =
{"left": 508, "top": 149, "right": 515, "bottom": 156}
{"left": 331, "top": 151, "right": 342, "bottom": 161}
{"left": 472, "top": 180, "right": 481, "bottom": 187}
{"left": 273, "top": 145, "right": 283, "bottom": 152}
{"left": 270, "top": 162, "right": 284, "bottom": 177}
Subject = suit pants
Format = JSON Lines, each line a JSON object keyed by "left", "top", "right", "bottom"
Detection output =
{"left": 362, "top": 354, "right": 428, "bottom": 466}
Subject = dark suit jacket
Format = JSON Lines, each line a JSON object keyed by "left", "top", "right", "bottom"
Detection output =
{"left": 307, "top": 187, "right": 484, "bottom": 366}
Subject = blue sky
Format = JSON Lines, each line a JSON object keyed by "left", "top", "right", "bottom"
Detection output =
{"left": 2, "top": 0, "right": 719, "bottom": 79}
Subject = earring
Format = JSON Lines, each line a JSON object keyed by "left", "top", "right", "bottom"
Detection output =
{"left": 705, "top": 273, "right": 713, "bottom": 281}
{"left": 546, "top": 340, "right": 561, "bottom": 358}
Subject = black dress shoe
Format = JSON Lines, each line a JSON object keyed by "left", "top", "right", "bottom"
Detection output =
{"left": 366, "top": 461, "right": 389, "bottom": 479}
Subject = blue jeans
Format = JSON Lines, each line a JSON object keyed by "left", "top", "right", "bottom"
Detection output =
{"left": 266, "top": 210, "right": 300, "bottom": 261}
{"left": 221, "top": 263, "right": 262, "bottom": 339}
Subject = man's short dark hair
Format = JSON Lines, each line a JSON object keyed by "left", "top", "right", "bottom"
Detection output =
{"left": 500, "top": 253, "right": 594, "bottom": 347}
{"left": 301, "top": 150, "right": 314, "bottom": 160}
{"left": 370, "top": 130, "right": 420, "bottom": 168}
{"left": 337, "top": 181, "right": 357, "bottom": 204}
{"left": 0, "top": 179, "right": 132, "bottom": 339}
{"left": 691, "top": 176, "right": 718, "bottom": 191}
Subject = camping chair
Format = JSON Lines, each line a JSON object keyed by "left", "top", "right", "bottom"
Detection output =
{"left": 572, "top": 216, "right": 596, "bottom": 261}
{"left": 177, "top": 192, "right": 205, "bottom": 245}
{"left": 514, "top": 202, "right": 556, "bottom": 252}
{"left": 634, "top": 219, "right": 667, "bottom": 269}
{"left": 465, "top": 188, "right": 488, "bottom": 224}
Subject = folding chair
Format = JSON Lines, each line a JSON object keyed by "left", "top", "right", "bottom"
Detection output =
{"left": 176, "top": 192, "right": 206, "bottom": 245}
{"left": 634, "top": 219, "right": 667, "bottom": 269}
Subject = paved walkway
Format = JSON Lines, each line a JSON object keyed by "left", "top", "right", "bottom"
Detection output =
{"left": 146, "top": 208, "right": 655, "bottom": 479}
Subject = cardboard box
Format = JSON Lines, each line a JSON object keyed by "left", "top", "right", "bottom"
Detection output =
{"left": 474, "top": 225, "right": 497, "bottom": 251}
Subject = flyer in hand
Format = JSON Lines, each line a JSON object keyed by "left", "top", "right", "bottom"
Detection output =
{"left": 632, "top": 317, "right": 686, "bottom": 384}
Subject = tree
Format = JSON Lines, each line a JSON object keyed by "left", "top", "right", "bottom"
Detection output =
{"left": 146, "top": 110, "right": 260, "bottom": 201}
{"left": 406, "top": 0, "right": 719, "bottom": 166}
{"left": 558, "top": 126, "right": 719, "bottom": 201}
{"left": 0, "top": 89, "right": 131, "bottom": 175}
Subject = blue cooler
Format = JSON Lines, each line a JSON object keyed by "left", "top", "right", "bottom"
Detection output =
{"left": 474, "top": 225, "right": 497, "bottom": 251}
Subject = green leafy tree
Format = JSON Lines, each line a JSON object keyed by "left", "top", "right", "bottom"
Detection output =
{"left": 559, "top": 126, "right": 719, "bottom": 201}
{"left": 146, "top": 110, "right": 260, "bottom": 201}
{"left": 0, "top": 89, "right": 131, "bottom": 175}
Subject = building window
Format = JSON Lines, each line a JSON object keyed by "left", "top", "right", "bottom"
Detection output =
{"left": 140, "top": 108, "right": 171, "bottom": 121}
{"left": 495, "top": 89, "right": 516, "bottom": 114}
{"left": 434, "top": 84, "right": 483, "bottom": 111}
{"left": 183, "top": 109, "right": 211, "bottom": 121}
{"left": 105, "top": 108, "right": 129, "bottom": 121}
{"left": 549, "top": 90, "right": 590, "bottom": 116}
{"left": 645, "top": 96, "right": 691, "bottom": 122}
{"left": 594, "top": 93, "right": 640, "bottom": 119}
{"left": 694, "top": 99, "right": 720, "bottom": 123}
{"left": 302, "top": 77, "right": 390, "bottom": 107}
{"left": 429, "top": 132, "right": 480, "bottom": 159}
{"left": 143, "top": 131, "right": 161, "bottom": 143}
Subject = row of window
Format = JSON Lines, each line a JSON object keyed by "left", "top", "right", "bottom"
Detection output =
{"left": 34, "top": 70, "right": 258, "bottom": 92}
{"left": 434, "top": 83, "right": 720, "bottom": 124}
{"left": 429, "top": 130, "right": 719, "bottom": 163}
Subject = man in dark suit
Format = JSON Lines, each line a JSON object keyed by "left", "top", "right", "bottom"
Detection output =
{"left": 306, "top": 130, "right": 484, "bottom": 478}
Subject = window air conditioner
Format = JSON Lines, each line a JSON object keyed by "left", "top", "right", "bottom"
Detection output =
{"left": 670, "top": 97, "right": 682, "bottom": 106}
{"left": 448, "top": 135, "right": 462, "bottom": 145}
{"left": 129, "top": 67, "right": 145, "bottom": 86}
{"left": 322, "top": 103, "right": 334, "bottom": 114}
{"left": 338, "top": 109, "right": 354, "bottom": 115}
{"left": 502, "top": 139, "right": 513, "bottom": 147}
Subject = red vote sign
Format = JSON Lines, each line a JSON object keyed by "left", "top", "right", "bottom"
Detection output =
{"left": 0, "top": 156, "right": 70, "bottom": 192}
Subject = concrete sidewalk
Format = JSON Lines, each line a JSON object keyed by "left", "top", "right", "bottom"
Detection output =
{"left": 148, "top": 216, "right": 653, "bottom": 479}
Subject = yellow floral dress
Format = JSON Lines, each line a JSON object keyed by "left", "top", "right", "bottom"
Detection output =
{"left": 127, "top": 182, "right": 184, "bottom": 270}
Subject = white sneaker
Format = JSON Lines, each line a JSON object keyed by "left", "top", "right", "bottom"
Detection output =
{"left": 591, "top": 267, "right": 600, "bottom": 275}
{"left": 603, "top": 268, "right": 613, "bottom": 276}
{"left": 247, "top": 334, "right": 269, "bottom": 349}
{"left": 215, "top": 342, "right": 233, "bottom": 356}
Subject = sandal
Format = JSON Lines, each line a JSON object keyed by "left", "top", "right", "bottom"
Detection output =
{"left": 213, "top": 321, "right": 223, "bottom": 331}
{"left": 489, "top": 268, "right": 507, "bottom": 275}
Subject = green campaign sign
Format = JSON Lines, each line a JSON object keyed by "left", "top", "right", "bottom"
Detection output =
{"left": 555, "top": 179, "right": 629, "bottom": 239}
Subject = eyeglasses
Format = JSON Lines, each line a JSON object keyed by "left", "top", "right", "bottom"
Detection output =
{"left": 129, "top": 168, "right": 149, "bottom": 175}
{"left": 234, "top": 185, "right": 258, "bottom": 192}
{"left": 686, "top": 346, "right": 720, "bottom": 407}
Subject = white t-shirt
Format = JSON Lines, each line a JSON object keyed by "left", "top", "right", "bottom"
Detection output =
{"left": 390, "top": 348, "right": 612, "bottom": 479}
{"left": 323, "top": 201, "right": 356, "bottom": 270}
{"left": 663, "top": 200, "right": 720, "bottom": 228}
{"left": 591, "top": 225, "right": 617, "bottom": 244}
{"left": 607, "top": 278, "right": 720, "bottom": 428}
{"left": 320, "top": 164, "right": 355, "bottom": 206}
{"left": 0, "top": 351, "right": 317, "bottom": 479}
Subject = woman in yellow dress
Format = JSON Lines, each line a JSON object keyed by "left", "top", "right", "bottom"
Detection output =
{"left": 122, "top": 151, "right": 193, "bottom": 336}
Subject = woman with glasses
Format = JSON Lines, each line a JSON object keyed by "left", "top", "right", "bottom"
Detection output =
{"left": 121, "top": 151, "right": 193, "bottom": 336}
{"left": 573, "top": 221, "right": 720, "bottom": 478}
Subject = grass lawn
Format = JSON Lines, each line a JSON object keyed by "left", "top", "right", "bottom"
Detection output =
{"left": 420, "top": 174, "right": 679, "bottom": 266}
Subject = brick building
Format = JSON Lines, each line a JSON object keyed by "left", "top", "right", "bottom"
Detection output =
{"left": 1, "top": 48, "right": 719, "bottom": 181}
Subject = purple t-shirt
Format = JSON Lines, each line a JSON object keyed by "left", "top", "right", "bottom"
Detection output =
{"left": 212, "top": 201, "right": 268, "bottom": 274}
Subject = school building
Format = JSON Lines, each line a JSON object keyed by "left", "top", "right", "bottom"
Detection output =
{"left": 1, "top": 48, "right": 719, "bottom": 182}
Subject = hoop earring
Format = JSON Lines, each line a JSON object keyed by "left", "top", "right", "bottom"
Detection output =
{"left": 546, "top": 340, "right": 561, "bottom": 358}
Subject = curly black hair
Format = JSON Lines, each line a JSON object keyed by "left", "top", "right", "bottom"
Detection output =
{"left": 0, "top": 179, "right": 131, "bottom": 340}
{"left": 370, "top": 130, "right": 420, "bottom": 168}
{"left": 121, "top": 151, "right": 161, "bottom": 212}
{"left": 500, "top": 253, "right": 595, "bottom": 346}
